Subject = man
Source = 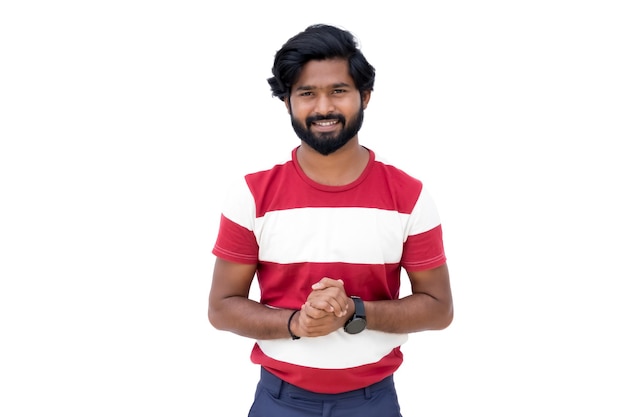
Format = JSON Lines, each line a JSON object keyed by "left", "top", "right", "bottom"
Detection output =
{"left": 209, "top": 24, "right": 453, "bottom": 417}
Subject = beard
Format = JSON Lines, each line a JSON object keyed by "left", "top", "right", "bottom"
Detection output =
{"left": 290, "top": 106, "right": 364, "bottom": 156}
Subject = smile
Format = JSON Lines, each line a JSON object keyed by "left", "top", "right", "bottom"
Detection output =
{"left": 313, "top": 120, "right": 338, "bottom": 127}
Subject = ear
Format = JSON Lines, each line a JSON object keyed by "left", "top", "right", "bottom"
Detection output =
{"left": 284, "top": 97, "right": 291, "bottom": 115}
{"left": 361, "top": 90, "right": 372, "bottom": 110}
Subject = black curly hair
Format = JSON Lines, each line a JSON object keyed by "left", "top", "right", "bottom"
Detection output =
{"left": 267, "top": 24, "right": 376, "bottom": 101}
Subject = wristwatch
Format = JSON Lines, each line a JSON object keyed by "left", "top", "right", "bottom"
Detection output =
{"left": 344, "top": 296, "right": 367, "bottom": 334}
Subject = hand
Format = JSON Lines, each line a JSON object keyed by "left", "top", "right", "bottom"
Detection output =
{"left": 308, "top": 277, "right": 350, "bottom": 318}
{"left": 291, "top": 278, "right": 351, "bottom": 338}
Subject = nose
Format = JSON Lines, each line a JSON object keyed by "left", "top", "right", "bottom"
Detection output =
{"left": 314, "top": 93, "right": 336, "bottom": 115}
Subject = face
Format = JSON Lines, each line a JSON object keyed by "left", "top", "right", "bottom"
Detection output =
{"left": 286, "top": 58, "right": 370, "bottom": 155}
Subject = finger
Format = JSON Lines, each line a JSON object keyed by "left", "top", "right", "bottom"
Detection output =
{"left": 325, "top": 297, "right": 348, "bottom": 317}
{"left": 302, "top": 301, "right": 331, "bottom": 319}
{"left": 305, "top": 298, "right": 336, "bottom": 315}
{"left": 307, "top": 294, "right": 348, "bottom": 318}
{"left": 311, "top": 277, "right": 345, "bottom": 290}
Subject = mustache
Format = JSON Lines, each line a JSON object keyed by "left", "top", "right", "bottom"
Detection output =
{"left": 306, "top": 113, "right": 346, "bottom": 128}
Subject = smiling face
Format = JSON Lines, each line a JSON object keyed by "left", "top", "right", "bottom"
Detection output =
{"left": 286, "top": 58, "right": 370, "bottom": 155}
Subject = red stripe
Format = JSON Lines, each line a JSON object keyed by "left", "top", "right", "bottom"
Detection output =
{"left": 251, "top": 344, "right": 404, "bottom": 394}
{"left": 401, "top": 225, "right": 447, "bottom": 271}
{"left": 246, "top": 149, "right": 423, "bottom": 216}
{"left": 212, "top": 214, "right": 258, "bottom": 264}
{"left": 257, "top": 262, "right": 402, "bottom": 308}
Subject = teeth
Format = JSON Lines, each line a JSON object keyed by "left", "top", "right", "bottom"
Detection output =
{"left": 316, "top": 120, "right": 336, "bottom": 126}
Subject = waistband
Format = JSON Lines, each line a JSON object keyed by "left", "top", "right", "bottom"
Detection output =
{"left": 259, "top": 366, "right": 396, "bottom": 400}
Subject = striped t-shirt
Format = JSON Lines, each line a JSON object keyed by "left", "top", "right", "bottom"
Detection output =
{"left": 212, "top": 146, "right": 446, "bottom": 393}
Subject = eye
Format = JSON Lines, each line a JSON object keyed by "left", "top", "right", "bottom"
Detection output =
{"left": 332, "top": 89, "right": 347, "bottom": 94}
{"left": 299, "top": 91, "right": 314, "bottom": 97}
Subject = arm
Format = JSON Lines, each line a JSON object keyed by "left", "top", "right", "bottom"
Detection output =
{"left": 366, "top": 263, "right": 453, "bottom": 333}
{"left": 208, "top": 258, "right": 297, "bottom": 340}
{"left": 306, "top": 263, "right": 453, "bottom": 334}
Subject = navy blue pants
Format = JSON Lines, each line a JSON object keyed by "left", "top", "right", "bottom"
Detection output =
{"left": 248, "top": 367, "right": 403, "bottom": 417}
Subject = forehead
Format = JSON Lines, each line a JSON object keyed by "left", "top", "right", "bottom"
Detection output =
{"left": 293, "top": 58, "right": 355, "bottom": 89}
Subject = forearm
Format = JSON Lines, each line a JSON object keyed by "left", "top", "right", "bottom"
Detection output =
{"left": 209, "top": 296, "right": 295, "bottom": 340}
{"left": 364, "top": 293, "right": 453, "bottom": 333}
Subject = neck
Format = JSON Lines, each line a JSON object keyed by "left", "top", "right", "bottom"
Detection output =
{"left": 296, "top": 138, "right": 369, "bottom": 186}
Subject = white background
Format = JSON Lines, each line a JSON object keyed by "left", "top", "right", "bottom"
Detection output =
{"left": 1, "top": 1, "right": 625, "bottom": 416}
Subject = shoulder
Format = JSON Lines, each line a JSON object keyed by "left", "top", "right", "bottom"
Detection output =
{"left": 370, "top": 151, "right": 424, "bottom": 193}
{"left": 371, "top": 151, "right": 422, "bottom": 184}
{"left": 220, "top": 150, "right": 297, "bottom": 216}
{"left": 242, "top": 156, "right": 296, "bottom": 204}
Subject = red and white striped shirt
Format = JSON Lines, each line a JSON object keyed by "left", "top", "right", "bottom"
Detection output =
{"left": 212, "top": 146, "right": 446, "bottom": 393}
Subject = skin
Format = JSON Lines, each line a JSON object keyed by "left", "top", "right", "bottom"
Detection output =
{"left": 208, "top": 58, "right": 453, "bottom": 339}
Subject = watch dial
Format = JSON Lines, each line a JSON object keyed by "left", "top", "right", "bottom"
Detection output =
{"left": 346, "top": 318, "right": 366, "bottom": 334}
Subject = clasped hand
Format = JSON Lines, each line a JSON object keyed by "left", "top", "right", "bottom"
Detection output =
{"left": 295, "top": 278, "right": 351, "bottom": 337}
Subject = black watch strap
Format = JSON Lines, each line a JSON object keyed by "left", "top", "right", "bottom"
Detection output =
{"left": 352, "top": 296, "right": 365, "bottom": 318}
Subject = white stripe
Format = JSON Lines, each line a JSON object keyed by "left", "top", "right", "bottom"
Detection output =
{"left": 221, "top": 177, "right": 257, "bottom": 231}
{"left": 257, "top": 329, "right": 408, "bottom": 369}
{"left": 220, "top": 178, "right": 442, "bottom": 264}
{"left": 256, "top": 207, "right": 408, "bottom": 264}
{"left": 408, "top": 187, "right": 441, "bottom": 235}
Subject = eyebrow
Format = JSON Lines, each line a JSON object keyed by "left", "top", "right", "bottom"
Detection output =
{"left": 295, "top": 82, "right": 352, "bottom": 92}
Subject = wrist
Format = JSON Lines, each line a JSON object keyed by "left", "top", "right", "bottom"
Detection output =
{"left": 344, "top": 296, "right": 367, "bottom": 334}
{"left": 287, "top": 310, "right": 300, "bottom": 340}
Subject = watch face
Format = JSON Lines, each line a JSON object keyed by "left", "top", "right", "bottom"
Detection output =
{"left": 345, "top": 317, "right": 367, "bottom": 334}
